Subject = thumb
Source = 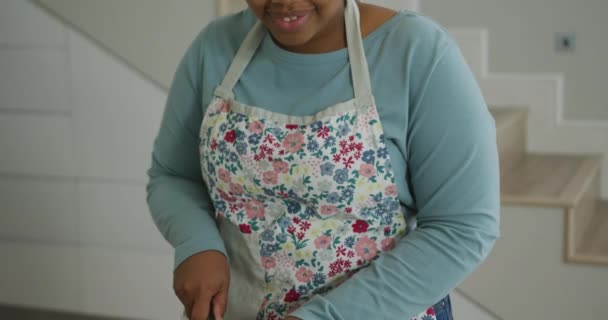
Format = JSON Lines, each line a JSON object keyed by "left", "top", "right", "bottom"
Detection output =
{"left": 212, "top": 286, "right": 229, "bottom": 320}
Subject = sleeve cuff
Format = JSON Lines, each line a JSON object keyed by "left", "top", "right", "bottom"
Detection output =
{"left": 173, "top": 233, "right": 228, "bottom": 271}
{"left": 289, "top": 294, "right": 345, "bottom": 320}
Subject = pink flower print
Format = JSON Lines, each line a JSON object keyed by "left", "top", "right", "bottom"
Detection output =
{"left": 219, "top": 100, "right": 230, "bottom": 112}
{"left": 272, "top": 160, "right": 289, "bottom": 174}
{"left": 248, "top": 120, "right": 264, "bottom": 134}
{"left": 355, "top": 236, "right": 377, "bottom": 260}
{"left": 245, "top": 199, "right": 265, "bottom": 219}
{"left": 314, "top": 235, "right": 332, "bottom": 250}
{"left": 261, "top": 256, "right": 276, "bottom": 270}
{"left": 385, "top": 185, "right": 398, "bottom": 196}
{"left": 426, "top": 307, "right": 436, "bottom": 316}
{"left": 320, "top": 205, "right": 337, "bottom": 216}
{"left": 359, "top": 163, "right": 376, "bottom": 178}
{"left": 295, "top": 267, "right": 314, "bottom": 283}
{"left": 229, "top": 182, "right": 244, "bottom": 195}
{"left": 282, "top": 132, "right": 305, "bottom": 154}
{"left": 381, "top": 237, "right": 396, "bottom": 251}
{"left": 262, "top": 171, "right": 278, "bottom": 185}
{"left": 217, "top": 168, "right": 231, "bottom": 183}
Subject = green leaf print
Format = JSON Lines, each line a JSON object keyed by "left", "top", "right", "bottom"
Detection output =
{"left": 368, "top": 119, "right": 378, "bottom": 126}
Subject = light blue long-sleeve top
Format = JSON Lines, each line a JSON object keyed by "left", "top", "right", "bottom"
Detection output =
{"left": 146, "top": 8, "right": 500, "bottom": 320}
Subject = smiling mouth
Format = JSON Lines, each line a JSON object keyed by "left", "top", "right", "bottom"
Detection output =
{"left": 266, "top": 10, "right": 313, "bottom": 33}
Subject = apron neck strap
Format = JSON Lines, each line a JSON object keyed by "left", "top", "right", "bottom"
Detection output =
{"left": 215, "top": 0, "right": 374, "bottom": 107}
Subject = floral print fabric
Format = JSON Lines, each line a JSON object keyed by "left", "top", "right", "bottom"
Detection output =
{"left": 199, "top": 98, "right": 437, "bottom": 320}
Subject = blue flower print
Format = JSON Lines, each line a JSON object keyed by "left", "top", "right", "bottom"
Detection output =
{"left": 361, "top": 150, "right": 375, "bottom": 164}
{"left": 261, "top": 229, "right": 274, "bottom": 242}
{"left": 286, "top": 200, "right": 302, "bottom": 214}
{"left": 382, "top": 197, "right": 400, "bottom": 212}
{"left": 236, "top": 142, "right": 248, "bottom": 155}
{"left": 269, "top": 127, "right": 283, "bottom": 137}
{"left": 333, "top": 168, "right": 349, "bottom": 184}
{"left": 311, "top": 120, "right": 323, "bottom": 132}
{"left": 326, "top": 192, "right": 341, "bottom": 204}
{"left": 214, "top": 201, "right": 226, "bottom": 212}
{"left": 263, "top": 188, "right": 275, "bottom": 197}
{"left": 344, "top": 236, "right": 356, "bottom": 248}
{"left": 312, "top": 273, "right": 326, "bottom": 286}
{"left": 206, "top": 162, "right": 215, "bottom": 175}
{"left": 377, "top": 146, "right": 388, "bottom": 159}
{"left": 248, "top": 133, "right": 261, "bottom": 145}
{"left": 307, "top": 140, "right": 319, "bottom": 152}
{"left": 278, "top": 216, "right": 291, "bottom": 229}
{"left": 341, "top": 186, "right": 354, "bottom": 200}
{"left": 320, "top": 162, "right": 335, "bottom": 176}
{"left": 236, "top": 130, "right": 246, "bottom": 141}
{"left": 276, "top": 233, "right": 288, "bottom": 243}
{"left": 324, "top": 136, "right": 336, "bottom": 148}
{"left": 219, "top": 123, "right": 228, "bottom": 132}
{"left": 218, "top": 141, "right": 228, "bottom": 153}
{"left": 304, "top": 206, "right": 317, "bottom": 218}
{"left": 228, "top": 152, "right": 239, "bottom": 163}
{"left": 337, "top": 124, "right": 350, "bottom": 137}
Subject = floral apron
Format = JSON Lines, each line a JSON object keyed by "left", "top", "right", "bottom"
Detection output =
{"left": 199, "top": 1, "right": 440, "bottom": 319}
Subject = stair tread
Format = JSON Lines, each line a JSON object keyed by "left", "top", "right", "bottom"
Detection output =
{"left": 501, "top": 153, "right": 602, "bottom": 207}
{"left": 574, "top": 201, "right": 608, "bottom": 262}
{"left": 488, "top": 107, "right": 527, "bottom": 131}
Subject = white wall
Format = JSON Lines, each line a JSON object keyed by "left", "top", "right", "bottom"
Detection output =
{"left": 34, "top": 0, "right": 217, "bottom": 90}
{"left": 0, "top": 1, "right": 179, "bottom": 318}
{"left": 422, "top": 0, "right": 608, "bottom": 122}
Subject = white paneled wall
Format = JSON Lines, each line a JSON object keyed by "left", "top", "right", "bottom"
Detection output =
{"left": 0, "top": 1, "right": 176, "bottom": 318}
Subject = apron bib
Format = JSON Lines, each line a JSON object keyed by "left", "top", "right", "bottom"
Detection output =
{"left": 199, "top": 1, "right": 438, "bottom": 319}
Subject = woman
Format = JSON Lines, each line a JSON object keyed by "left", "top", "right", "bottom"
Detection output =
{"left": 146, "top": 1, "right": 500, "bottom": 319}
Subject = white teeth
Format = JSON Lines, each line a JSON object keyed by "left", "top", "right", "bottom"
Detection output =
{"left": 282, "top": 16, "right": 298, "bottom": 22}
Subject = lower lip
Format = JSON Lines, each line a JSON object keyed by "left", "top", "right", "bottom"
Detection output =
{"left": 270, "top": 12, "right": 311, "bottom": 32}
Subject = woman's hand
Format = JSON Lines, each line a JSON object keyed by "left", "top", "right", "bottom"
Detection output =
{"left": 173, "top": 250, "right": 230, "bottom": 320}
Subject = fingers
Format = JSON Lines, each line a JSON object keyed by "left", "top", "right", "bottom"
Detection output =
{"left": 212, "top": 285, "right": 229, "bottom": 320}
{"left": 190, "top": 292, "right": 213, "bottom": 320}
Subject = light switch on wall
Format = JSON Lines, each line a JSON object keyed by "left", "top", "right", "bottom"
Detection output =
{"left": 555, "top": 32, "right": 576, "bottom": 52}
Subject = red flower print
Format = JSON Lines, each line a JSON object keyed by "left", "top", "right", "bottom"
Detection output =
{"left": 210, "top": 139, "right": 218, "bottom": 150}
{"left": 292, "top": 216, "right": 301, "bottom": 224}
{"left": 287, "top": 225, "right": 296, "bottom": 234}
{"left": 352, "top": 220, "right": 369, "bottom": 233}
{"left": 355, "top": 142, "right": 363, "bottom": 151}
{"left": 347, "top": 251, "right": 355, "bottom": 258}
{"left": 297, "top": 232, "right": 305, "bottom": 240}
{"left": 426, "top": 307, "right": 436, "bottom": 316}
{"left": 345, "top": 207, "right": 352, "bottom": 213}
{"left": 336, "top": 245, "right": 347, "bottom": 257}
{"left": 284, "top": 288, "right": 300, "bottom": 303}
{"left": 384, "top": 226, "right": 391, "bottom": 235}
{"left": 224, "top": 130, "right": 236, "bottom": 143}
{"left": 264, "top": 135, "right": 275, "bottom": 144}
{"left": 286, "top": 124, "right": 299, "bottom": 130}
{"left": 348, "top": 135, "right": 355, "bottom": 141}
{"left": 317, "top": 126, "right": 330, "bottom": 138}
{"left": 332, "top": 154, "right": 342, "bottom": 163}
{"left": 342, "top": 156, "right": 355, "bottom": 169}
{"left": 239, "top": 224, "right": 252, "bottom": 234}
{"left": 299, "top": 221, "right": 311, "bottom": 231}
